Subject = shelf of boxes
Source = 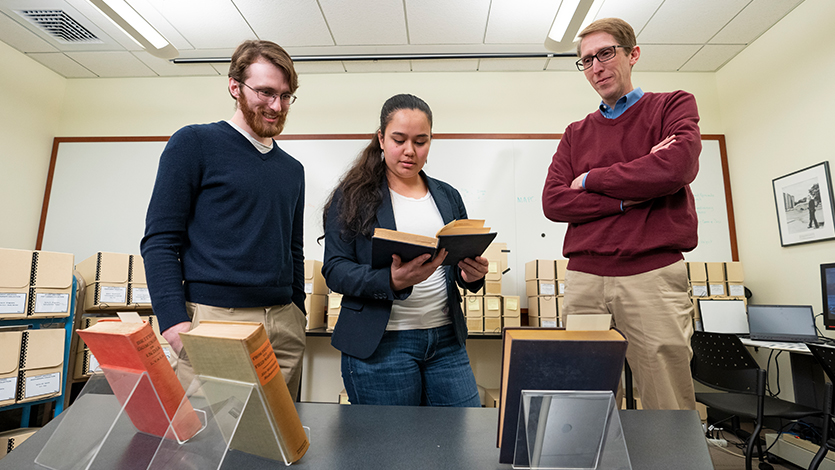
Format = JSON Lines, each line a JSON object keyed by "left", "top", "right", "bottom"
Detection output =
{"left": 65, "top": 252, "right": 169, "bottom": 408}
{"left": 524, "top": 259, "right": 568, "bottom": 328}
{"left": 686, "top": 261, "right": 746, "bottom": 323}
{"left": 0, "top": 248, "right": 77, "bottom": 434}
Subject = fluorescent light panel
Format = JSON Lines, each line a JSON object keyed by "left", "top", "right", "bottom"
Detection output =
{"left": 544, "top": 0, "right": 605, "bottom": 52}
{"left": 100, "top": 0, "right": 168, "bottom": 49}
{"left": 548, "top": 0, "right": 583, "bottom": 43}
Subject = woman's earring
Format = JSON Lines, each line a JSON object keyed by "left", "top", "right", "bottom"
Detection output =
{"left": 381, "top": 150, "right": 385, "bottom": 160}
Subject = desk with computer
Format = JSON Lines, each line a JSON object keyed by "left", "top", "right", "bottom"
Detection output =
{"left": 693, "top": 262, "right": 835, "bottom": 468}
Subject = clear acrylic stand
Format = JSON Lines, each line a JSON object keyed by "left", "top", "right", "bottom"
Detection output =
{"left": 35, "top": 369, "right": 309, "bottom": 469}
{"left": 512, "top": 391, "right": 632, "bottom": 470}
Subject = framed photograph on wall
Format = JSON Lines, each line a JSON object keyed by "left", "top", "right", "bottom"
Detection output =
{"left": 772, "top": 161, "right": 835, "bottom": 246}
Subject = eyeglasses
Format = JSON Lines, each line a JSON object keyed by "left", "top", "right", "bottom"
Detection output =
{"left": 576, "top": 45, "right": 629, "bottom": 71}
{"left": 239, "top": 81, "right": 297, "bottom": 105}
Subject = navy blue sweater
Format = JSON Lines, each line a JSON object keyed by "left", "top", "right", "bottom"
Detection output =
{"left": 140, "top": 121, "right": 306, "bottom": 332}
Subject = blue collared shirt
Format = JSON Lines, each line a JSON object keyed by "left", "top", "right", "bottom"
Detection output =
{"left": 598, "top": 88, "right": 644, "bottom": 119}
{"left": 585, "top": 88, "right": 645, "bottom": 210}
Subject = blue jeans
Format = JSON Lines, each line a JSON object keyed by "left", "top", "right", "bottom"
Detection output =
{"left": 342, "top": 324, "right": 481, "bottom": 407}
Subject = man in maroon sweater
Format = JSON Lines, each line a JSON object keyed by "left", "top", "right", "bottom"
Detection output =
{"left": 542, "top": 18, "right": 699, "bottom": 410}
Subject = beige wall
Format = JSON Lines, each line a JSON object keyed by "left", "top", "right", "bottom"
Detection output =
{"left": 716, "top": 0, "right": 834, "bottom": 327}
{"left": 0, "top": 41, "right": 66, "bottom": 249}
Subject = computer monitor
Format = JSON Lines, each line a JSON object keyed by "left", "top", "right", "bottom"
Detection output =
{"left": 823, "top": 262, "right": 835, "bottom": 330}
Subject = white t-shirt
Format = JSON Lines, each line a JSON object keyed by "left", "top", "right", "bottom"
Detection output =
{"left": 386, "top": 189, "right": 451, "bottom": 331}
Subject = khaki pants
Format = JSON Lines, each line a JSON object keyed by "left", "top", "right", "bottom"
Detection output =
{"left": 563, "top": 261, "right": 696, "bottom": 410}
{"left": 175, "top": 302, "right": 307, "bottom": 400}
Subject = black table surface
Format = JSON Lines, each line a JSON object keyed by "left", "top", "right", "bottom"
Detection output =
{"left": 1, "top": 402, "right": 713, "bottom": 469}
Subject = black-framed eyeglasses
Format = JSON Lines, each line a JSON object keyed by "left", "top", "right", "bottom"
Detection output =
{"left": 239, "top": 81, "right": 297, "bottom": 105}
{"left": 576, "top": 45, "right": 629, "bottom": 71}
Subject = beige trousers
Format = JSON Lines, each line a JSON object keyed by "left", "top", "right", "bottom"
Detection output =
{"left": 175, "top": 302, "right": 307, "bottom": 401}
{"left": 563, "top": 260, "right": 696, "bottom": 410}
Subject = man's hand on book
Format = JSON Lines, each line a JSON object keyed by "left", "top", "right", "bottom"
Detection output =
{"left": 459, "top": 256, "right": 489, "bottom": 283}
{"left": 390, "top": 249, "right": 448, "bottom": 291}
{"left": 163, "top": 321, "right": 192, "bottom": 355}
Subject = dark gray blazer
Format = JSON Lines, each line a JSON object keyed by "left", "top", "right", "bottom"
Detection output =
{"left": 322, "top": 172, "right": 484, "bottom": 359}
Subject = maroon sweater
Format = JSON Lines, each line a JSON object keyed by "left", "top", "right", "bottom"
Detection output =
{"left": 542, "top": 91, "right": 701, "bottom": 276}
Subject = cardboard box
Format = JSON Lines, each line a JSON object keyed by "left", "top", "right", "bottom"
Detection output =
{"left": 30, "top": 251, "right": 74, "bottom": 318}
{"left": 555, "top": 259, "right": 568, "bottom": 280}
{"left": 0, "top": 427, "right": 39, "bottom": 458}
{"left": 724, "top": 262, "right": 744, "bottom": 283}
{"left": 727, "top": 282, "right": 745, "bottom": 297}
{"left": 502, "top": 296, "right": 520, "bottom": 316}
{"left": 17, "top": 328, "right": 65, "bottom": 403}
{"left": 129, "top": 254, "right": 147, "bottom": 283}
{"left": 463, "top": 296, "right": 483, "bottom": 317}
{"left": 484, "top": 317, "right": 502, "bottom": 334}
{"left": 483, "top": 296, "right": 502, "bottom": 318}
{"left": 338, "top": 388, "right": 350, "bottom": 405}
{"left": 484, "top": 280, "right": 502, "bottom": 295}
{"left": 127, "top": 283, "right": 152, "bottom": 308}
{"left": 706, "top": 262, "right": 726, "bottom": 282}
{"left": 304, "top": 260, "right": 328, "bottom": 295}
{"left": 0, "top": 329, "right": 23, "bottom": 407}
{"left": 0, "top": 248, "right": 33, "bottom": 320}
{"left": 484, "top": 388, "right": 500, "bottom": 408}
{"left": 687, "top": 262, "right": 707, "bottom": 283}
{"left": 305, "top": 294, "right": 327, "bottom": 330}
{"left": 526, "top": 279, "right": 557, "bottom": 297}
{"left": 77, "top": 252, "right": 130, "bottom": 311}
{"left": 466, "top": 316, "right": 484, "bottom": 332}
{"left": 528, "top": 296, "right": 558, "bottom": 319}
{"left": 525, "top": 259, "right": 555, "bottom": 281}
{"left": 503, "top": 315, "right": 521, "bottom": 328}
{"left": 483, "top": 243, "right": 509, "bottom": 281}
{"left": 72, "top": 347, "right": 101, "bottom": 380}
{"left": 327, "top": 293, "right": 342, "bottom": 331}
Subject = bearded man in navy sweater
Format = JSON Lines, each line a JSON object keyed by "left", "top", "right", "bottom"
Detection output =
{"left": 542, "top": 18, "right": 699, "bottom": 410}
{"left": 141, "top": 40, "right": 307, "bottom": 398}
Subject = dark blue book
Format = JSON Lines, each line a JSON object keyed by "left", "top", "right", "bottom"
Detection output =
{"left": 371, "top": 220, "right": 497, "bottom": 268}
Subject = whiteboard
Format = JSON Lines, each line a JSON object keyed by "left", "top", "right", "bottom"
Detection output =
{"left": 39, "top": 135, "right": 735, "bottom": 305}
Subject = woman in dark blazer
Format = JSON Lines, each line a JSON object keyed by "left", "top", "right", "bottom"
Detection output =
{"left": 321, "top": 94, "right": 487, "bottom": 407}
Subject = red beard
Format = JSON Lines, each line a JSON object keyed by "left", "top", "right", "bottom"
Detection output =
{"left": 239, "top": 91, "right": 287, "bottom": 138}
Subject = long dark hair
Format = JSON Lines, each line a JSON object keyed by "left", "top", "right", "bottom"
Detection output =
{"left": 320, "top": 94, "right": 433, "bottom": 241}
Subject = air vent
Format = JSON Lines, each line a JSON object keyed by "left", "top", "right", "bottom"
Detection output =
{"left": 17, "top": 9, "right": 103, "bottom": 44}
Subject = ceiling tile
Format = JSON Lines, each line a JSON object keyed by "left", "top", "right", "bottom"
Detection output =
{"left": 593, "top": 0, "right": 665, "bottom": 37}
{"left": 484, "top": 0, "right": 558, "bottom": 45}
{"left": 638, "top": 0, "right": 750, "bottom": 44}
{"left": 234, "top": 0, "right": 334, "bottom": 47}
{"left": 319, "top": 0, "right": 407, "bottom": 46}
{"left": 144, "top": 0, "right": 254, "bottom": 49}
{"left": 26, "top": 52, "right": 96, "bottom": 77}
{"left": 66, "top": 51, "right": 156, "bottom": 77}
{"left": 633, "top": 44, "right": 701, "bottom": 71}
{"left": 343, "top": 60, "right": 411, "bottom": 73}
{"left": 132, "top": 50, "right": 220, "bottom": 76}
{"left": 546, "top": 56, "right": 580, "bottom": 71}
{"left": 710, "top": 0, "right": 804, "bottom": 44}
{"left": 478, "top": 58, "right": 547, "bottom": 72}
{"left": 411, "top": 59, "right": 479, "bottom": 72}
{"left": 406, "top": 0, "right": 490, "bottom": 45}
{"left": 679, "top": 44, "right": 746, "bottom": 72}
{"left": 0, "top": 10, "right": 58, "bottom": 53}
{"left": 294, "top": 61, "right": 346, "bottom": 74}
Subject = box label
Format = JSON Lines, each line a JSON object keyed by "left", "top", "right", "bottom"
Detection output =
{"left": 486, "top": 298, "right": 500, "bottom": 310}
{"left": 541, "top": 320, "right": 558, "bottom": 328}
{"left": 709, "top": 284, "right": 725, "bottom": 296}
{"left": 540, "top": 283, "right": 556, "bottom": 296}
{"left": 505, "top": 297, "right": 518, "bottom": 311}
{"left": 34, "top": 293, "right": 69, "bottom": 313}
{"left": 558, "top": 282, "right": 566, "bottom": 295}
{"left": 328, "top": 296, "right": 342, "bottom": 309}
{"left": 131, "top": 287, "right": 151, "bottom": 304}
{"left": 692, "top": 285, "right": 708, "bottom": 297}
{"left": 304, "top": 282, "right": 313, "bottom": 294}
{"left": 100, "top": 286, "right": 126, "bottom": 303}
{"left": 0, "top": 293, "right": 26, "bottom": 314}
{"left": 25, "top": 372, "right": 60, "bottom": 399}
{"left": 0, "top": 377, "right": 17, "bottom": 401}
{"left": 729, "top": 284, "right": 745, "bottom": 297}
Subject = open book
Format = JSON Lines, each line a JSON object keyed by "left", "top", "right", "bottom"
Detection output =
{"left": 371, "top": 219, "right": 497, "bottom": 268}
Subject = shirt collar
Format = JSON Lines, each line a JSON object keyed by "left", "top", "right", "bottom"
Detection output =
{"left": 598, "top": 88, "right": 644, "bottom": 119}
